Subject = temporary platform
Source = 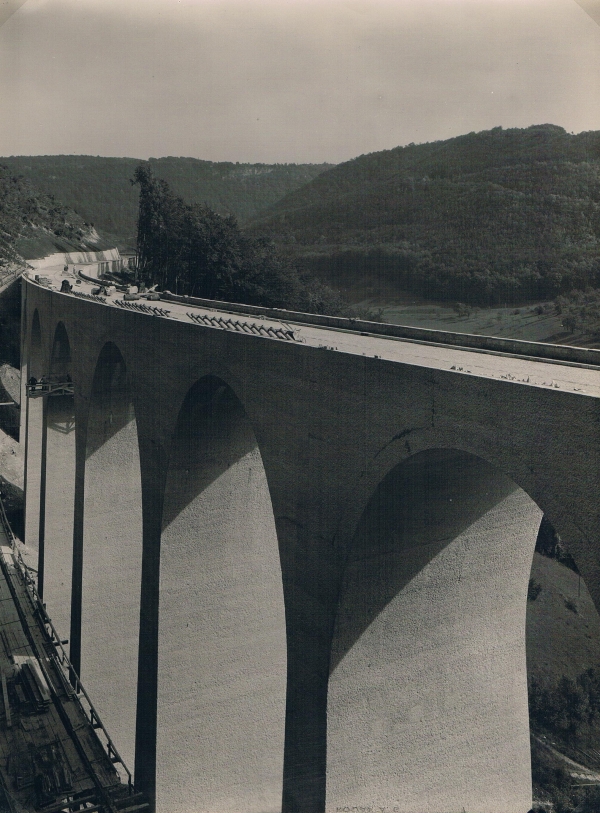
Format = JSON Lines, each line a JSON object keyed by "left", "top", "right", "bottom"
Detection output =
{"left": 25, "top": 382, "right": 74, "bottom": 399}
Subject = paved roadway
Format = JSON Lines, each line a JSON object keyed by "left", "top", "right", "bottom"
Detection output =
{"left": 31, "top": 263, "right": 600, "bottom": 400}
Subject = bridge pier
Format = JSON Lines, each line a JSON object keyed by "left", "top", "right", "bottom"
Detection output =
{"left": 41, "top": 323, "right": 76, "bottom": 647}
{"left": 42, "top": 393, "right": 76, "bottom": 643}
{"left": 326, "top": 450, "right": 542, "bottom": 813}
{"left": 23, "top": 310, "right": 43, "bottom": 555}
{"left": 153, "top": 376, "right": 286, "bottom": 813}
{"left": 78, "top": 342, "right": 144, "bottom": 773}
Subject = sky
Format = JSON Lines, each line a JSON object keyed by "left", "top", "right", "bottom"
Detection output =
{"left": 0, "top": 0, "right": 599, "bottom": 164}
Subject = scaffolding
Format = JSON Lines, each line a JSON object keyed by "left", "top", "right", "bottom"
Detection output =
{"left": 0, "top": 497, "right": 149, "bottom": 813}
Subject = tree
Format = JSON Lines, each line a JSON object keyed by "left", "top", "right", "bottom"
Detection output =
{"left": 131, "top": 165, "right": 349, "bottom": 313}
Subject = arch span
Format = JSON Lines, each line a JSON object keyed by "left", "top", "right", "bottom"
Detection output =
{"left": 79, "top": 341, "right": 143, "bottom": 773}
{"left": 326, "top": 449, "right": 543, "bottom": 813}
{"left": 154, "top": 375, "right": 286, "bottom": 813}
{"left": 40, "top": 322, "right": 76, "bottom": 644}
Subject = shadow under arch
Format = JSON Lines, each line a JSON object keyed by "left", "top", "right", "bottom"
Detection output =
{"left": 29, "top": 309, "right": 43, "bottom": 377}
{"left": 49, "top": 321, "right": 71, "bottom": 379}
{"left": 153, "top": 374, "right": 286, "bottom": 813}
{"left": 39, "top": 322, "right": 76, "bottom": 646}
{"left": 326, "top": 448, "right": 543, "bottom": 813}
{"left": 78, "top": 340, "right": 143, "bottom": 776}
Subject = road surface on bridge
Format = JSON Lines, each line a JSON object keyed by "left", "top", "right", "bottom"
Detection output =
{"left": 30, "top": 263, "right": 600, "bottom": 399}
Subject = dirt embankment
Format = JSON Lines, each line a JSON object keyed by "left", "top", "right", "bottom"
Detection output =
{"left": 0, "top": 426, "right": 23, "bottom": 513}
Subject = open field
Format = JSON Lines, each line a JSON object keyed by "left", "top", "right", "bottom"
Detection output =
{"left": 353, "top": 291, "right": 600, "bottom": 348}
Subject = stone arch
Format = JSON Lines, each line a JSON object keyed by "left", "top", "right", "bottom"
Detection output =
{"left": 153, "top": 374, "right": 286, "bottom": 813}
{"left": 39, "top": 322, "right": 76, "bottom": 645}
{"left": 79, "top": 340, "right": 143, "bottom": 774}
{"left": 326, "top": 448, "right": 543, "bottom": 813}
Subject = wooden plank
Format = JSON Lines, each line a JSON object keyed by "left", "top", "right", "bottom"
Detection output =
{"left": 1, "top": 669, "right": 10, "bottom": 728}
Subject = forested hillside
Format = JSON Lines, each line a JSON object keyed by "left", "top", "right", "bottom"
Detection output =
{"left": 0, "top": 163, "right": 108, "bottom": 269}
{"left": 0, "top": 156, "right": 333, "bottom": 248}
{"left": 132, "top": 166, "right": 347, "bottom": 314}
{"left": 251, "top": 125, "right": 600, "bottom": 306}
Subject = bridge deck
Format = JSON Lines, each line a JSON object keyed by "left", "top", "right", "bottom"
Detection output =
{"left": 30, "top": 264, "right": 600, "bottom": 399}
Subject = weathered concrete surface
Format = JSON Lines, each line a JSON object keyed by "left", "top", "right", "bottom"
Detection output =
{"left": 42, "top": 393, "right": 75, "bottom": 644}
{"left": 156, "top": 378, "right": 286, "bottom": 813}
{"left": 21, "top": 274, "right": 600, "bottom": 813}
{"left": 80, "top": 343, "right": 143, "bottom": 772}
{"left": 327, "top": 451, "right": 542, "bottom": 813}
{"left": 40, "top": 323, "right": 76, "bottom": 641}
{"left": 23, "top": 309, "right": 43, "bottom": 550}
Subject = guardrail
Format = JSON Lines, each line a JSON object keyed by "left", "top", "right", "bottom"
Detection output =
{"left": 28, "top": 273, "right": 600, "bottom": 367}
{"left": 0, "top": 495, "right": 133, "bottom": 790}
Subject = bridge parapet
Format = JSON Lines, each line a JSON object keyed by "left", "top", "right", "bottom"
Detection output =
{"left": 161, "top": 290, "right": 600, "bottom": 367}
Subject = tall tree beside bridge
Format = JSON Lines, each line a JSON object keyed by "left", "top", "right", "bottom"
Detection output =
{"left": 132, "top": 165, "right": 344, "bottom": 312}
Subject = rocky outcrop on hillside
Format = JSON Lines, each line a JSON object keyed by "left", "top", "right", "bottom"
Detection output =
{"left": 0, "top": 163, "right": 110, "bottom": 272}
{"left": 0, "top": 426, "right": 23, "bottom": 514}
{"left": 0, "top": 363, "right": 20, "bottom": 405}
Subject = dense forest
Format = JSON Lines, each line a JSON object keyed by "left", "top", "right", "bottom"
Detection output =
{"left": 0, "top": 156, "right": 333, "bottom": 248}
{"left": 6, "top": 126, "right": 600, "bottom": 309}
{"left": 133, "top": 166, "right": 347, "bottom": 314}
{"left": 555, "top": 288, "right": 600, "bottom": 337}
{"left": 250, "top": 125, "right": 600, "bottom": 306}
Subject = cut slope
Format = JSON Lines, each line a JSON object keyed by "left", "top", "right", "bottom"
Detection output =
{"left": 0, "top": 163, "right": 110, "bottom": 267}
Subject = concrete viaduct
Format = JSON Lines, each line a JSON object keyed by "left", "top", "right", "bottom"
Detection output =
{"left": 20, "top": 266, "right": 600, "bottom": 813}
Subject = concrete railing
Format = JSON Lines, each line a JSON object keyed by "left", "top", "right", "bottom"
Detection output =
{"left": 161, "top": 292, "right": 600, "bottom": 367}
